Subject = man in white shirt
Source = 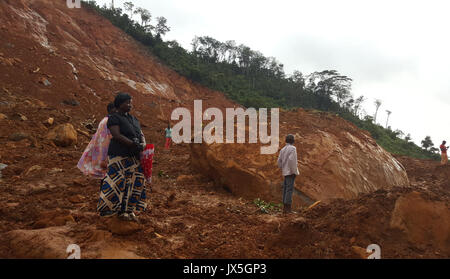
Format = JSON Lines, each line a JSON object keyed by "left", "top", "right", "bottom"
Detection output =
{"left": 277, "top": 134, "right": 300, "bottom": 214}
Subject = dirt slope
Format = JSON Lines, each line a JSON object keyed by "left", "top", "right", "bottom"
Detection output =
{"left": 0, "top": 0, "right": 448, "bottom": 258}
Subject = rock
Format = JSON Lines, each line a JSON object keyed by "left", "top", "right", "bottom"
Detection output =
{"left": 190, "top": 109, "right": 409, "bottom": 208}
{"left": 44, "top": 117, "right": 54, "bottom": 126}
{"left": 306, "top": 200, "right": 321, "bottom": 211}
{"left": 2, "top": 227, "right": 74, "bottom": 258}
{"left": 106, "top": 217, "right": 142, "bottom": 235}
{"left": 0, "top": 113, "right": 7, "bottom": 119}
{"left": 68, "top": 194, "right": 84, "bottom": 204}
{"left": 390, "top": 191, "right": 450, "bottom": 253}
{"left": 62, "top": 99, "right": 80, "bottom": 106}
{"left": 0, "top": 57, "right": 16, "bottom": 66}
{"left": 38, "top": 77, "right": 52, "bottom": 86}
{"left": 46, "top": 123, "right": 77, "bottom": 147}
{"left": 8, "top": 132, "right": 29, "bottom": 142}
{"left": 76, "top": 128, "right": 91, "bottom": 138}
{"left": 48, "top": 168, "right": 63, "bottom": 174}
{"left": 28, "top": 183, "right": 48, "bottom": 195}
{"left": 24, "top": 165, "right": 43, "bottom": 176}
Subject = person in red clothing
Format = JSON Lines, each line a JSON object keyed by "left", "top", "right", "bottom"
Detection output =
{"left": 164, "top": 123, "right": 172, "bottom": 150}
{"left": 440, "top": 141, "right": 449, "bottom": 165}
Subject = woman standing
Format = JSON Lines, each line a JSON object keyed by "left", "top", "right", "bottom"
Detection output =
{"left": 97, "top": 92, "right": 147, "bottom": 222}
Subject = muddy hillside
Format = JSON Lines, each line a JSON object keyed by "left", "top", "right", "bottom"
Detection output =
{"left": 0, "top": 0, "right": 449, "bottom": 258}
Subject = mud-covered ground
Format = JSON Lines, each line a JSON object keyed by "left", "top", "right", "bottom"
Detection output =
{"left": 0, "top": 92, "right": 448, "bottom": 258}
{"left": 0, "top": 0, "right": 449, "bottom": 259}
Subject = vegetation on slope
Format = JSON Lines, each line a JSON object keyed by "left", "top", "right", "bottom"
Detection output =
{"left": 82, "top": 1, "right": 440, "bottom": 160}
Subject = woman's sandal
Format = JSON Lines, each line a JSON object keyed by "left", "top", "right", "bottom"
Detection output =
{"left": 118, "top": 212, "right": 139, "bottom": 222}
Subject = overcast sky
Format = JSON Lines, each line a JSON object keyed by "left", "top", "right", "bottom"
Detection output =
{"left": 96, "top": 0, "right": 450, "bottom": 148}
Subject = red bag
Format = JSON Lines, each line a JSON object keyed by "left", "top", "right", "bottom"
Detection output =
{"left": 140, "top": 144, "right": 154, "bottom": 183}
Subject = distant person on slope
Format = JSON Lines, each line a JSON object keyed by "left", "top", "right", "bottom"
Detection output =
{"left": 440, "top": 141, "right": 449, "bottom": 165}
{"left": 277, "top": 134, "right": 300, "bottom": 214}
{"left": 97, "top": 92, "right": 147, "bottom": 222}
{"left": 164, "top": 123, "right": 172, "bottom": 150}
{"left": 77, "top": 103, "right": 116, "bottom": 180}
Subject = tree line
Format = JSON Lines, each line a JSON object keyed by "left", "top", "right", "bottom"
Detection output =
{"left": 81, "top": 0, "right": 440, "bottom": 160}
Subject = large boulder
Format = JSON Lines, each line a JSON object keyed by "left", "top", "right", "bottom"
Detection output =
{"left": 191, "top": 109, "right": 409, "bottom": 208}
{"left": 390, "top": 191, "right": 450, "bottom": 253}
{"left": 46, "top": 123, "right": 77, "bottom": 147}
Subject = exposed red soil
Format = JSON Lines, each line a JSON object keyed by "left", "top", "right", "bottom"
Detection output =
{"left": 0, "top": 0, "right": 449, "bottom": 259}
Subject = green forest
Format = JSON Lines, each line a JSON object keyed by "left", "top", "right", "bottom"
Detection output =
{"left": 82, "top": 0, "right": 440, "bottom": 160}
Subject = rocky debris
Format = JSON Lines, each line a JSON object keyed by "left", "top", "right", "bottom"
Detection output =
{"left": 106, "top": 217, "right": 142, "bottom": 235}
{"left": 27, "top": 183, "right": 49, "bottom": 195}
{"left": 24, "top": 165, "right": 43, "bottom": 176}
{"left": 390, "top": 191, "right": 450, "bottom": 253}
{"left": 46, "top": 123, "right": 77, "bottom": 147}
{"left": 38, "top": 77, "right": 52, "bottom": 86}
{"left": 2, "top": 226, "right": 74, "bottom": 258}
{"left": 0, "top": 57, "right": 21, "bottom": 66}
{"left": 48, "top": 168, "right": 63, "bottom": 175}
{"left": 62, "top": 99, "right": 80, "bottom": 106}
{"left": 11, "top": 113, "right": 27, "bottom": 121}
{"left": 8, "top": 132, "right": 30, "bottom": 142}
{"left": 76, "top": 128, "right": 91, "bottom": 138}
{"left": 43, "top": 117, "right": 54, "bottom": 126}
